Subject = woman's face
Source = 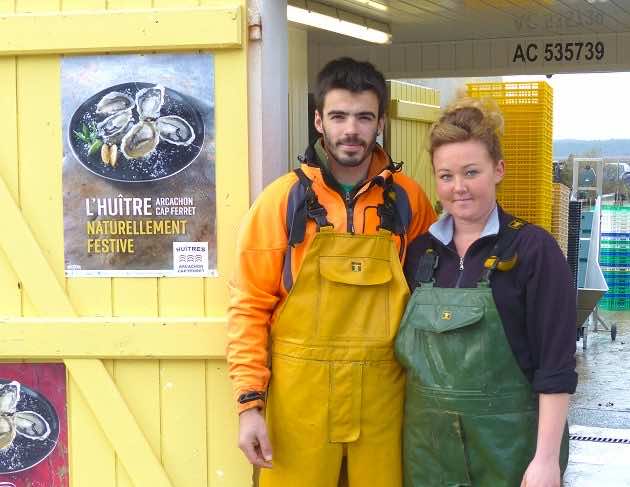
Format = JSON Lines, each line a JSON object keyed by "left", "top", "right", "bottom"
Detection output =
{"left": 433, "top": 139, "right": 504, "bottom": 225}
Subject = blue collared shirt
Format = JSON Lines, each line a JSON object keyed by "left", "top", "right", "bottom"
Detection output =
{"left": 429, "top": 205, "right": 500, "bottom": 247}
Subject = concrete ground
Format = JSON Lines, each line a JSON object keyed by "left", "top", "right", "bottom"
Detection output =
{"left": 565, "top": 310, "right": 630, "bottom": 486}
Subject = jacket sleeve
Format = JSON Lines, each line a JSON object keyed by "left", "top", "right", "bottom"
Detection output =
{"left": 226, "top": 177, "right": 292, "bottom": 413}
{"left": 524, "top": 229, "right": 578, "bottom": 394}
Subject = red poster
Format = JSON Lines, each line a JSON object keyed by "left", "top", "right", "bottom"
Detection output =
{"left": 0, "top": 364, "right": 68, "bottom": 487}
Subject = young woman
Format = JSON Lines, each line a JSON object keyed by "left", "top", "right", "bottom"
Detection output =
{"left": 395, "top": 98, "right": 577, "bottom": 487}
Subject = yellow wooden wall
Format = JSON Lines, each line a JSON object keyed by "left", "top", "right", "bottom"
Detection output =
{"left": 385, "top": 80, "right": 440, "bottom": 208}
{"left": 0, "top": 2, "right": 251, "bottom": 486}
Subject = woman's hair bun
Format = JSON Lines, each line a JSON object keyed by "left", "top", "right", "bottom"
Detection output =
{"left": 429, "top": 94, "right": 504, "bottom": 163}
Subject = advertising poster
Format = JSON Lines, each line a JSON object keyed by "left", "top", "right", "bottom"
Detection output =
{"left": 0, "top": 364, "right": 68, "bottom": 487}
{"left": 61, "top": 53, "right": 217, "bottom": 277}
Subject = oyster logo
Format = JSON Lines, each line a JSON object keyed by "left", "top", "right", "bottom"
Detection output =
{"left": 351, "top": 262, "right": 362, "bottom": 272}
{"left": 174, "top": 242, "right": 209, "bottom": 275}
{"left": 441, "top": 311, "right": 452, "bottom": 321}
{"left": 0, "top": 381, "right": 51, "bottom": 451}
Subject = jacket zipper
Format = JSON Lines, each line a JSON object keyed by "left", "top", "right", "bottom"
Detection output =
{"left": 345, "top": 191, "right": 355, "bottom": 233}
{"left": 426, "top": 237, "right": 464, "bottom": 286}
{"left": 455, "top": 256, "right": 465, "bottom": 288}
{"left": 317, "top": 169, "right": 359, "bottom": 234}
{"left": 312, "top": 153, "right": 394, "bottom": 235}
{"left": 308, "top": 141, "right": 401, "bottom": 236}
{"left": 342, "top": 179, "right": 377, "bottom": 234}
{"left": 430, "top": 234, "right": 500, "bottom": 288}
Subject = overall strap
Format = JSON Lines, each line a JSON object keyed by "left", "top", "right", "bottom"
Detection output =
{"left": 376, "top": 174, "right": 399, "bottom": 234}
{"left": 413, "top": 247, "right": 439, "bottom": 287}
{"left": 479, "top": 218, "right": 527, "bottom": 283}
{"left": 287, "top": 168, "right": 332, "bottom": 247}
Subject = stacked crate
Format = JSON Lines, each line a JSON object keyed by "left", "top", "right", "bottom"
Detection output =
{"left": 578, "top": 211, "right": 593, "bottom": 288}
{"left": 552, "top": 183, "right": 571, "bottom": 256}
{"left": 567, "top": 201, "right": 582, "bottom": 291}
{"left": 599, "top": 205, "right": 630, "bottom": 310}
{"left": 467, "top": 82, "right": 553, "bottom": 231}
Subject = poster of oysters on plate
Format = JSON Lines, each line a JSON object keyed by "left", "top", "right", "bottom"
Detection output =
{"left": 0, "top": 364, "right": 67, "bottom": 487}
{"left": 61, "top": 53, "right": 217, "bottom": 277}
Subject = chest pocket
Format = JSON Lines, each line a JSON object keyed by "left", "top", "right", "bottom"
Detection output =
{"left": 410, "top": 303, "right": 484, "bottom": 334}
{"left": 406, "top": 301, "right": 487, "bottom": 392}
{"left": 316, "top": 256, "right": 392, "bottom": 341}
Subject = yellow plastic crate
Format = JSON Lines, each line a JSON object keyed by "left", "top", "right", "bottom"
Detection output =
{"left": 468, "top": 81, "right": 553, "bottom": 232}
{"left": 467, "top": 82, "right": 553, "bottom": 105}
{"left": 551, "top": 183, "right": 571, "bottom": 255}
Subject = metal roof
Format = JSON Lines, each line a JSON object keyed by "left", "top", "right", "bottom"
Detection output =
{"left": 301, "top": 0, "right": 630, "bottom": 43}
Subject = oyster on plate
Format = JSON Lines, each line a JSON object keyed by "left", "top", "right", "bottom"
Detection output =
{"left": 14, "top": 411, "right": 51, "bottom": 440}
{"left": 157, "top": 115, "right": 195, "bottom": 146}
{"left": 136, "top": 85, "right": 164, "bottom": 120}
{"left": 0, "top": 381, "right": 52, "bottom": 450}
{"left": 121, "top": 121, "right": 160, "bottom": 159}
{"left": 0, "top": 415, "right": 15, "bottom": 450}
{"left": 95, "top": 91, "right": 135, "bottom": 116}
{"left": 97, "top": 110, "right": 133, "bottom": 143}
{"left": 0, "top": 382, "right": 20, "bottom": 415}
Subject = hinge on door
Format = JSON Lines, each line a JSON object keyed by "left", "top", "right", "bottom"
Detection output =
{"left": 248, "top": 9, "right": 262, "bottom": 41}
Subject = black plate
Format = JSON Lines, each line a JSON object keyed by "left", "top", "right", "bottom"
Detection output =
{"left": 0, "top": 380, "right": 60, "bottom": 474}
{"left": 68, "top": 82, "right": 204, "bottom": 182}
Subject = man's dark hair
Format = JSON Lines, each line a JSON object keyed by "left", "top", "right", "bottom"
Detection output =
{"left": 315, "top": 57, "right": 387, "bottom": 118}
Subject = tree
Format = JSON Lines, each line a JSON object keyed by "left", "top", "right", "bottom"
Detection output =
{"left": 559, "top": 154, "right": 574, "bottom": 189}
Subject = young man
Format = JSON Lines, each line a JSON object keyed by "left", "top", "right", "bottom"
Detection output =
{"left": 227, "top": 57, "right": 435, "bottom": 487}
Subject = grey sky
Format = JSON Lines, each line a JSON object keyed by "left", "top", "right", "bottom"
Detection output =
{"left": 504, "top": 73, "right": 630, "bottom": 141}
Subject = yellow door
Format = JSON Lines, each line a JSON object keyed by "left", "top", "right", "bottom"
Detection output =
{"left": 0, "top": 2, "right": 251, "bottom": 486}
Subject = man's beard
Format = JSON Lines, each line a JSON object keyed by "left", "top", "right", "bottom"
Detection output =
{"left": 322, "top": 127, "right": 379, "bottom": 168}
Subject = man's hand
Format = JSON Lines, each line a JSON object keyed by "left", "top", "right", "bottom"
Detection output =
{"left": 238, "top": 408, "right": 273, "bottom": 468}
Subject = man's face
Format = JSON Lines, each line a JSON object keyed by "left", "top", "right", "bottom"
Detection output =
{"left": 314, "top": 89, "right": 384, "bottom": 168}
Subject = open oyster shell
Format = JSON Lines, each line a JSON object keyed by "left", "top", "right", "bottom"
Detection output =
{"left": 14, "top": 411, "right": 50, "bottom": 441}
{"left": 136, "top": 85, "right": 164, "bottom": 120}
{"left": 97, "top": 110, "right": 133, "bottom": 143}
{"left": 0, "top": 415, "right": 16, "bottom": 450}
{"left": 121, "top": 121, "right": 159, "bottom": 159}
{"left": 96, "top": 91, "right": 135, "bottom": 116}
{"left": 157, "top": 115, "right": 195, "bottom": 146}
{"left": 0, "top": 381, "right": 20, "bottom": 414}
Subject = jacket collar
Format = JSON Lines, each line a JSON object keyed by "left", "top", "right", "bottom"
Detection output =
{"left": 430, "top": 205, "right": 500, "bottom": 246}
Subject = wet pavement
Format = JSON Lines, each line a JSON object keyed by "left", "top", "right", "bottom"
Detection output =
{"left": 565, "top": 310, "right": 630, "bottom": 486}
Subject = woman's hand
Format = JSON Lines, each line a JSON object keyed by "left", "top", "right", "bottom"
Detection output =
{"left": 238, "top": 408, "right": 273, "bottom": 468}
{"left": 520, "top": 455, "right": 561, "bottom": 487}
{"left": 521, "top": 393, "right": 569, "bottom": 487}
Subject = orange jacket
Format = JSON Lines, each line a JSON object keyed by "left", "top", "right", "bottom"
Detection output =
{"left": 227, "top": 144, "right": 436, "bottom": 412}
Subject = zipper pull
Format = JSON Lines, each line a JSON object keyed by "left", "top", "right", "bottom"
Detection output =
{"left": 459, "top": 256, "right": 464, "bottom": 271}
{"left": 345, "top": 191, "right": 355, "bottom": 233}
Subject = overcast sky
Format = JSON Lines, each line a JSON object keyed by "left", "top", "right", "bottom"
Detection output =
{"left": 503, "top": 73, "right": 630, "bottom": 141}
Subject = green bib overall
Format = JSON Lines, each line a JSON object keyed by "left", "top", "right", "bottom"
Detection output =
{"left": 394, "top": 238, "right": 569, "bottom": 486}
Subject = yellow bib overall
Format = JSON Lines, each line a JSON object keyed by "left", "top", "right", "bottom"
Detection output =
{"left": 259, "top": 227, "right": 409, "bottom": 487}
